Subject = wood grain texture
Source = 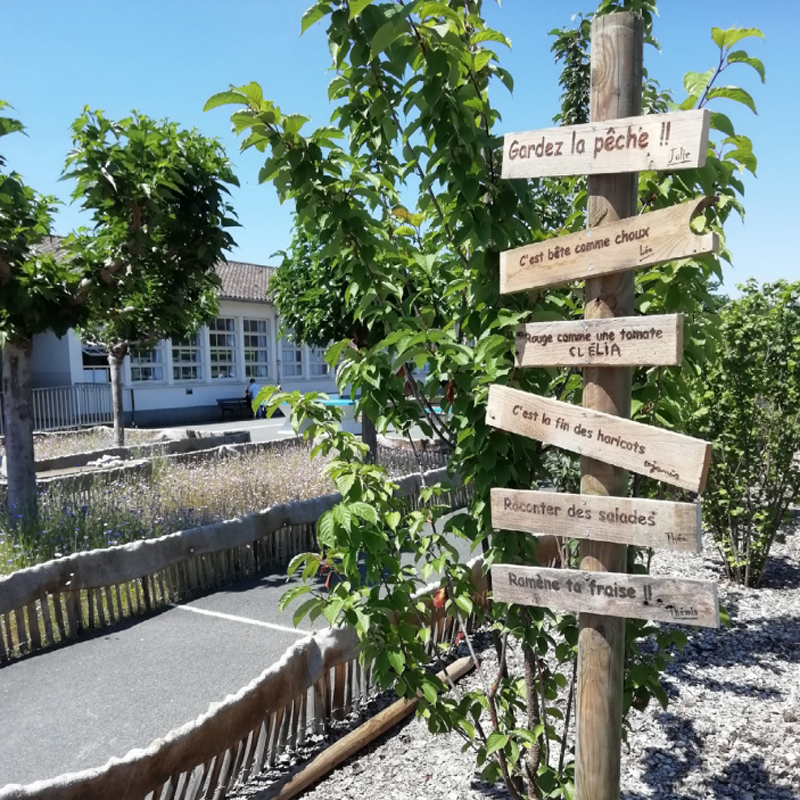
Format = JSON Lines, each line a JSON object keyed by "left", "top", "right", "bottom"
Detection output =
{"left": 515, "top": 314, "right": 683, "bottom": 368}
{"left": 500, "top": 198, "right": 718, "bottom": 293}
{"left": 491, "top": 488, "right": 702, "bottom": 552}
{"left": 576, "top": 15, "right": 642, "bottom": 800}
{"left": 491, "top": 564, "right": 719, "bottom": 628}
{"left": 501, "top": 109, "right": 709, "bottom": 178}
{"left": 486, "top": 385, "right": 712, "bottom": 492}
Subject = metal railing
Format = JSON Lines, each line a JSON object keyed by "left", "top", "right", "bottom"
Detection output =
{"left": 0, "top": 383, "right": 112, "bottom": 435}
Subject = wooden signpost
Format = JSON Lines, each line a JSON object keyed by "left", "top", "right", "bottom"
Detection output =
{"left": 491, "top": 489, "right": 702, "bottom": 553}
{"left": 502, "top": 108, "right": 710, "bottom": 179}
{"left": 515, "top": 314, "right": 683, "bottom": 368}
{"left": 492, "top": 565, "right": 719, "bottom": 628}
{"left": 486, "top": 385, "right": 712, "bottom": 493}
{"left": 500, "top": 197, "right": 718, "bottom": 293}
{"left": 484, "top": 13, "right": 721, "bottom": 799}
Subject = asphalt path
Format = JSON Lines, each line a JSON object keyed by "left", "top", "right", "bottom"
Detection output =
{"left": 0, "top": 513, "right": 474, "bottom": 788}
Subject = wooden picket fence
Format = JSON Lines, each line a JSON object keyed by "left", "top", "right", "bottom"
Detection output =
{"left": 0, "top": 466, "right": 466, "bottom": 663}
{"left": 0, "top": 558, "right": 486, "bottom": 800}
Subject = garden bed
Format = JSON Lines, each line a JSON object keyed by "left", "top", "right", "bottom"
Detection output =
{"left": 0, "top": 440, "right": 330, "bottom": 574}
{"left": 0, "top": 426, "right": 163, "bottom": 462}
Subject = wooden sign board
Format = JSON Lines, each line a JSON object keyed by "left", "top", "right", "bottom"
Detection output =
{"left": 501, "top": 109, "right": 710, "bottom": 179}
{"left": 515, "top": 314, "right": 683, "bottom": 368}
{"left": 500, "top": 198, "right": 718, "bottom": 294}
{"left": 491, "top": 564, "right": 719, "bottom": 628}
{"left": 486, "top": 385, "right": 712, "bottom": 492}
{"left": 491, "top": 488, "right": 702, "bottom": 553}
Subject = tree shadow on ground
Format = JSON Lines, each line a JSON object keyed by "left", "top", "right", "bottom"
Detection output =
{"left": 620, "top": 711, "right": 704, "bottom": 800}
{"left": 705, "top": 755, "right": 798, "bottom": 799}
{"left": 659, "top": 608, "right": 799, "bottom": 699}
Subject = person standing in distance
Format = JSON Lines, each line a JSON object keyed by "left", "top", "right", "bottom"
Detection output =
{"left": 245, "top": 378, "right": 262, "bottom": 418}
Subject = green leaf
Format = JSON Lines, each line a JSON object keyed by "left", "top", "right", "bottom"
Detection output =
{"left": 704, "top": 86, "right": 758, "bottom": 115}
{"left": 287, "top": 553, "right": 307, "bottom": 577}
{"left": 371, "top": 19, "right": 407, "bottom": 59}
{"left": 485, "top": 731, "right": 509, "bottom": 755}
{"left": 293, "top": 597, "right": 322, "bottom": 627}
{"left": 683, "top": 69, "right": 714, "bottom": 98}
{"left": 421, "top": 679, "right": 438, "bottom": 704}
{"left": 317, "top": 511, "right": 335, "bottom": 546}
{"left": 283, "top": 113, "right": 310, "bottom": 135}
{"left": 714, "top": 26, "right": 765, "bottom": 51}
{"left": 301, "top": 2, "right": 329, "bottom": 33}
{"left": 203, "top": 90, "right": 246, "bottom": 112}
{"left": 727, "top": 51, "right": 766, "bottom": 83}
{"left": 277, "top": 584, "right": 310, "bottom": 612}
{"left": 387, "top": 649, "right": 405, "bottom": 675}
{"left": 350, "top": 501, "right": 378, "bottom": 524}
{"left": 710, "top": 111, "right": 736, "bottom": 137}
{"left": 349, "top": 0, "right": 374, "bottom": 18}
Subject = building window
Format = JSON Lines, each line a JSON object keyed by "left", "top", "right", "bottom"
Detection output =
{"left": 130, "top": 344, "right": 164, "bottom": 382}
{"left": 308, "top": 346, "right": 329, "bottom": 377}
{"left": 172, "top": 334, "right": 203, "bottom": 381}
{"left": 281, "top": 334, "right": 303, "bottom": 378}
{"left": 209, "top": 318, "right": 237, "bottom": 379}
{"left": 244, "top": 319, "right": 270, "bottom": 380}
{"left": 81, "top": 344, "right": 109, "bottom": 383}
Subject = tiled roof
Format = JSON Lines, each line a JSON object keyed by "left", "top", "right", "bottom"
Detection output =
{"left": 216, "top": 260, "right": 274, "bottom": 302}
{"left": 34, "top": 235, "right": 69, "bottom": 259}
{"left": 32, "top": 235, "right": 274, "bottom": 303}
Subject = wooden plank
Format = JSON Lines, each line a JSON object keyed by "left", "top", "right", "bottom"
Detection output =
{"left": 515, "top": 314, "right": 683, "bottom": 368}
{"left": 491, "top": 564, "right": 719, "bottom": 628}
{"left": 491, "top": 488, "right": 702, "bottom": 552}
{"left": 500, "top": 198, "right": 717, "bottom": 293}
{"left": 501, "top": 108, "right": 709, "bottom": 178}
{"left": 486, "top": 385, "right": 712, "bottom": 492}
{"left": 27, "top": 601, "right": 41, "bottom": 650}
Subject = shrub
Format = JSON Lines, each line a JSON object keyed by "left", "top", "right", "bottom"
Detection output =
{"left": 692, "top": 280, "right": 800, "bottom": 586}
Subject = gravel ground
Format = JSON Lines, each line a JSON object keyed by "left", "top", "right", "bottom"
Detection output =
{"left": 237, "top": 515, "right": 799, "bottom": 800}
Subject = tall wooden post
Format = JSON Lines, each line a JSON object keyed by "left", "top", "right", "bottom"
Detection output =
{"left": 575, "top": 13, "right": 643, "bottom": 800}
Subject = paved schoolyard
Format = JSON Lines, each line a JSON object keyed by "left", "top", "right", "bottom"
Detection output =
{"left": 0, "top": 520, "right": 473, "bottom": 789}
{"left": 0, "top": 571, "right": 316, "bottom": 787}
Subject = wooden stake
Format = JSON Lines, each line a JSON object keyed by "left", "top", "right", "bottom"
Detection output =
{"left": 575, "top": 13, "right": 643, "bottom": 800}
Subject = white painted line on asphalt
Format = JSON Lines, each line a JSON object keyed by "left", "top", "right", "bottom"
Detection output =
{"left": 168, "top": 603, "right": 307, "bottom": 635}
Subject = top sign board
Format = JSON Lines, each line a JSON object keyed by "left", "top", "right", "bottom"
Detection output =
{"left": 502, "top": 109, "right": 710, "bottom": 179}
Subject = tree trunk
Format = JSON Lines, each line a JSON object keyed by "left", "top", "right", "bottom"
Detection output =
{"left": 107, "top": 344, "right": 128, "bottom": 447}
{"left": 2, "top": 338, "right": 37, "bottom": 516}
{"left": 361, "top": 410, "right": 378, "bottom": 464}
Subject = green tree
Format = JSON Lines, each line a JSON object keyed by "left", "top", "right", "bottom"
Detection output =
{"left": 211, "top": 4, "right": 762, "bottom": 796}
{"left": 62, "top": 110, "right": 239, "bottom": 446}
{"left": 690, "top": 280, "right": 800, "bottom": 587}
{"left": 268, "top": 228, "right": 384, "bottom": 458}
{"left": 0, "top": 102, "right": 105, "bottom": 514}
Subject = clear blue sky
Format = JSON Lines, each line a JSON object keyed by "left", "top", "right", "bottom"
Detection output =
{"left": 3, "top": 1, "right": 798, "bottom": 291}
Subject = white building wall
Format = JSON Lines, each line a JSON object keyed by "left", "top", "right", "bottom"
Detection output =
{"left": 31, "top": 299, "right": 340, "bottom": 426}
{"left": 120, "top": 300, "right": 338, "bottom": 425}
{"left": 30, "top": 331, "right": 72, "bottom": 388}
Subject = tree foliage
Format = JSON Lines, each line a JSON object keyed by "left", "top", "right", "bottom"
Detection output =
{"left": 690, "top": 281, "right": 800, "bottom": 588}
{"left": 0, "top": 104, "right": 89, "bottom": 342}
{"left": 63, "top": 109, "right": 240, "bottom": 348}
{"left": 62, "top": 110, "right": 239, "bottom": 443}
{"left": 212, "top": 3, "right": 763, "bottom": 796}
